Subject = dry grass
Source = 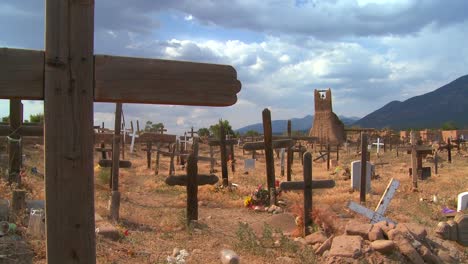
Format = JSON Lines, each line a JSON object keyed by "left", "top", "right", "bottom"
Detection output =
{"left": 0, "top": 142, "right": 467, "bottom": 263}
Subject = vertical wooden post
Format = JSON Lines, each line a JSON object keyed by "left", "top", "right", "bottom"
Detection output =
{"left": 186, "top": 139, "right": 199, "bottom": 224}
{"left": 155, "top": 145, "right": 160, "bottom": 176}
{"left": 447, "top": 138, "right": 452, "bottom": 163}
{"left": 360, "top": 133, "right": 368, "bottom": 203}
{"left": 326, "top": 143, "right": 330, "bottom": 171}
{"left": 209, "top": 146, "right": 215, "bottom": 173}
{"left": 110, "top": 103, "right": 122, "bottom": 221}
{"left": 434, "top": 151, "right": 438, "bottom": 175}
{"left": 287, "top": 120, "right": 292, "bottom": 181}
{"left": 262, "top": 109, "right": 276, "bottom": 203}
{"left": 11, "top": 189, "right": 26, "bottom": 217}
{"left": 146, "top": 142, "right": 152, "bottom": 169}
{"left": 230, "top": 145, "right": 236, "bottom": 173}
{"left": 176, "top": 140, "right": 180, "bottom": 165}
{"left": 410, "top": 131, "right": 418, "bottom": 190}
{"left": 136, "top": 120, "right": 140, "bottom": 134}
{"left": 219, "top": 120, "right": 229, "bottom": 186}
{"left": 169, "top": 143, "right": 176, "bottom": 175}
{"left": 100, "top": 142, "right": 107, "bottom": 160}
{"left": 8, "top": 99, "right": 22, "bottom": 185}
{"left": 280, "top": 149, "right": 285, "bottom": 177}
{"left": 303, "top": 152, "right": 313, "bottom": 236}
{"left": 336, "top": 144, "right": 339, "bottom": 161}
{"left": 44, "top": 0, "right": 96, "bottom": 262}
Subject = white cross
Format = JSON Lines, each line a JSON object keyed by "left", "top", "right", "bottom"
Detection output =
{"left": 372, "top": 138, "right": 384, "bottom": 154}
{"left": 348, "top": 178, "right": 399, "bottom": 224}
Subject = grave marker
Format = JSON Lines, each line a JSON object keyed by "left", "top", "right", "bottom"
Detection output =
{"left": 351, "top": 160, "right": 373, "bottom": 193}
{"left": 372, "top": 138, "right": 384, "bottom": 157}
{"left": 280, "top": 152, "right": 335, "bottom": 235}
{"left": 208, "top": 122, "right": 238, "bottom": 186}
{"left": 458, "top": 192, "right": 468, "bottom": 212}
{"left": 360, "top": 133, "right": 368, "bottom": 202}
{"left": 348, "top": 178, "right": 400, "bottom": 224}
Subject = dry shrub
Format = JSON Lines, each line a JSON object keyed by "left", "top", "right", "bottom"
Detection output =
{"left": 311, "top": 207, "right": 340, "bottom": 236}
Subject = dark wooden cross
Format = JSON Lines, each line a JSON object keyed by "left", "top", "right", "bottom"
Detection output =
{"left": 398, "top": 131, "right": 433, "bottom": 190}
{"left": 208, "top": 120, "right": 238, "bottom": 186}
{"left": 165, "top": 139, "right": 219, "bottom": 224}
{"left": 280, "top": 152, "right": 335, "bottom": 235}
{"left": 243, "top": 109, "right": 294, "bottom": 204}
{"left": 0, "top": 99, "right": 43, "bottom": 185}
{"left": 186, "top": 126, "right": 198, "bottom": 138}
{"left": 140, "top": 133, "right": 176, "bottom": 169}
{"left": 0, "top": 1, "right": 241, "bottom": 261}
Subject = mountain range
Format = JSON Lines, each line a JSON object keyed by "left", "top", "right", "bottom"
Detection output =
{"left": 353, "top": 74, "right": 468, "bottom": 129}
{"left": 236, "top": 115, "right": 359, "bottom": 134}
{"left": 236, "top": 74, "right": 468, "bottom": 133}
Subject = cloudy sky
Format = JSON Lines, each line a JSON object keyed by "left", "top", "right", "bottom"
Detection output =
{"left": 1, "top": 0, "right": 467, "bottom": 134}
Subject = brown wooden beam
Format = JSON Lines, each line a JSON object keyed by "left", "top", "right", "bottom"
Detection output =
{"left": 1, "top": 51, "right": 242, "bottom": 107}
{"left": 44, "top": 0, "right": 96, "bottom": 262}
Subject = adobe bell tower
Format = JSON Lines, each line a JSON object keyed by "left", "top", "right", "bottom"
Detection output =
{"left": 309, "top": 89, "right": 345, "bottom": 144}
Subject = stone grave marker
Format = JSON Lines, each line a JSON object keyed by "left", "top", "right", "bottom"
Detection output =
{"left": 351, "top": 160, "right": 373, "bottom": 193}
{"left": 458, "top": 192, "right": 468, "bottom": 212}
{"left": 244, "top": 159, "right": 255, "bottom": 170}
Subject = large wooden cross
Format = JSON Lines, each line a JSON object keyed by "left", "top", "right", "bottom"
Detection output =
{"left": 208, "top": 120, "right": 238, "bottom": 186}
{"left": 243, "top": 109, "right": 294, "bottom": 203}
{"left": 280, "top": 152, "right": 335, "bottom": 235}
{"left": 0, "top": 1, "right": 241, "bottom": 262}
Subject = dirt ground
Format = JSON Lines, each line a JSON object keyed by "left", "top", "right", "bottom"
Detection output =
{"left": 1, "top": 141, "right": 467, "bottom": 263}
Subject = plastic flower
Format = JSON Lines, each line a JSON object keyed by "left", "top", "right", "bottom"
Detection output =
{"left": 244, "top": 196, "right": 253, "bottom": 207}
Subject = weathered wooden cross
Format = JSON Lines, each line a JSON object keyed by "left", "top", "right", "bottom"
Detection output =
{"left": 140, "top": 133, "right": 177, "bottom": 169}
{"left": 0, "top": 1, "right": 241, "bottom": 262}
{"left": 348, "top": 178, "right": 400, "bottom": 224}
{"left": 398, "top": 131, "right": 433, "bottom": 189}
{"left": 208, "top": 120, "right": 238, "bottom": 186}
{"left": 280, "top": 152, "right": 335, "bottom": 235}
{"left": 243, "top": 109, "right": 294, "bottom": 203}
{"left": 165, "top": 139, "right": 219, "bottom": 224}
{"left": 0, "top": 100, "right": 43, "bottom": 185}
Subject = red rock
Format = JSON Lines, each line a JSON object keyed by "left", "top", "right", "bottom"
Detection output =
{"left": 395, "top": 238, "right": 424, "bottom": 264}
{"left": 345, "top": 222, "right": 372, "bottom": 239}
{"left": 329, "top": 235, "right": 362, "bottom": 258}
{"left": 368, "top": 226, "right": 384, "bottom": 241}
{"left": 305, "top": 231, "right": 327, "bottom": 245}
{"left": 370, "top": 240, "right": 395, "bottom": 254}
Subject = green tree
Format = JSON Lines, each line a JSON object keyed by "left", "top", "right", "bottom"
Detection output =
{"left": 244, "top": 130, "right": 259, "bottom": 137}
{"left": 1, "top": 116, "right": 8, "bottom": 123}
{"left": 197, "top": 128, "right": 210, "bottom": 137}
{"left": 28, "top": 113, "right": 44, "bottom": 123}
{"left": 441, "top": 121, "right": 458, "bottom": 131}
{"left": 144, "top": 121, "right": 164, "bottom": 132}
{"left": 209, "top": 120, "right": 234, "bottom": 139}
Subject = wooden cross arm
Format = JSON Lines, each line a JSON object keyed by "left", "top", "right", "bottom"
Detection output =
{"left": 136, "top": 133, "right": 176, "bottom": 144}
{"left": 208, "top": 139, "right": 239, "bottom": 146}
{"left": 165, "top": 174, "right": 219, "bottom": 186}
{"left": 243, "top": 139, "right": 293, "bottom": 151}
{"left": 272, "top": 135, "right": 318, "bottom": 141}
{"left": 98, "top": 159, "right": 132, "bottom": 168}
{"left": 280, "top": 180, "right": 335, "bottom": 191}
{"left": 1, "top": 48, "right": 241, "bottom": 106}
{"left": 0, "top": 125, "right": 43, "bottom": 137}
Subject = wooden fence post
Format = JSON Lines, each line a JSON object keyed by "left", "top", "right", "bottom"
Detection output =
{"left": 303, "top": 152, "right": 313, "bottom": 236}
{"left": 360, "top": 133, "right": 368, "bottom": 203}
{"left": 220, "top": 121, "right": 229, "bottom": 186}
{"left": 287, "top": 120, "right": 292, "bottom": 181}
{"left": 110, "top": 103, "right": 122, "bottom": 221}
{"left": 262, "top": 109, "right": 276, "bottom": 204}
{"left": 410, "top": 131, "right": 418, "bottom": 190}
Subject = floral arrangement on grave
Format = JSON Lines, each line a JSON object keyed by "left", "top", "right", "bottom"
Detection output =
{"left": 244, "top": 183, "right": 281, "bottom": 208}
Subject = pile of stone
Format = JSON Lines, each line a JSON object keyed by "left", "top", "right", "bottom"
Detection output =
{"left": 298, "top": 219, "right": 464, "bottom": 263}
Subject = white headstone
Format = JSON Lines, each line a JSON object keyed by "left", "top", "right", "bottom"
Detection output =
{"left": 244, "top": 159, "right": 255, "bottom": 170}
{"left": 351, "top": 160, "right": 373, "bottom": 193}
{"left": 458, "top": 192, "right": 468, "bottom": 212}
{"left": 280, "top": 148, "right": 285, "bottom": 169}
